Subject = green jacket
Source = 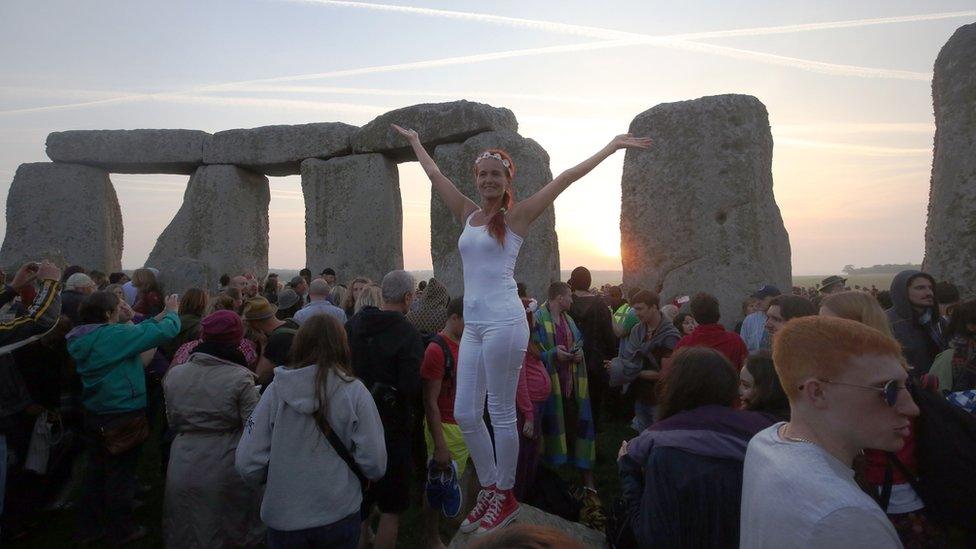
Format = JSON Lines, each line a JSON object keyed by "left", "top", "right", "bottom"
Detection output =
{"left": 66, "top": 311, "right": 180, "bottom": 414}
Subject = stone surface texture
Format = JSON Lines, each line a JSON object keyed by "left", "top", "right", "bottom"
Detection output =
{"left": 351, "top": 100, "right": 518, "bottom": 161}
{"left": 302, "top": 155, "right": 403, "bottom": 283}
{"left": 923, "top": 23, "right": 976, "bottom": 298}
{"left": 203, "top": 122, "right": 358, "bottom": 176}
{"left": 447, "top": 503, "right": 606, "bottom": 548}
{"left": 0, "top": 162, "right": 123, "bottom": 273}
{"left": 146, "top": 165, "right": 270, "bottom": 294}
{"left": 621, "top": 94, "right": 791, "bottom": 328}
{"left": 46, "top": 129, "right": 210, "bottom": 174}
{"left": 432, "top": 130, "right": 560, "bottom": 300}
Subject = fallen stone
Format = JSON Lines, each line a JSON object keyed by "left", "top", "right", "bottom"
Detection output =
{"left": 351, "top": 100, "right": 518, "bottom": 161}
{"left": 302, "top": 155, "right": 403, "bottom": 283}
{"left": 0, "top": 163, "right": 123, "bottom": 273}
{"left": 46, "top": 129, "right": 210, "bottom": 174}
{"left": 432, "top": 130, "right": 560, "bottom": 300}
{"left": 203, "top": 122, "right": 358, "bottom": 176}
{"left": 447, "top": 503, "right": 606, "bottom": 548}
{"left": 145, "top": 165, "right": 269, "bottom": 293}
{"left": 923, "top": 23, "right": 976, "bottom": 298}
{"left": 621, "top": 94, "right": 792, "bottom": 328}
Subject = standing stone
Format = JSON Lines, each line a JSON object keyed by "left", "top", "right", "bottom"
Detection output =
{"left": 0, "top": 162, "right": 123, "bottom": 273}
{"left": 621, "top": 94, "right": 791, "bottom": 328}
{"left": 302, "top": 155, "right": 402, "bottom": 283}
{"left": 923, "top": 23, "right": 976, "bottom": 298}
{"left": 46, "top": 129, "right": 210, "bottom": 174}
{"left": 432, "top": 131, "right": 560, "bottom": 300}
{"left": 351, "top": 100, "right": 518, "bottom": 161}
{"left": 203, "top": 122, "right": 358, "bottom": 176}
{"left": 146, "top": 165, "right": 269, "bottom": 294}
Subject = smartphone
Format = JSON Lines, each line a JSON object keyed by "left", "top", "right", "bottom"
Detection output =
{"left": 570, "top": 341, "right": 583, "bottom": 354}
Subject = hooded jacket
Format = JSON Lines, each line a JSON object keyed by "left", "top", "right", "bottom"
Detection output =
{"left": 345, "top": 306, "right": 424, "bottom": 428}
{"left": 618, "top": 405, "right": 774, "bottom": 548}
{"left": 66, "top": 311, "right": 180, "bottom": 414}
{"left": 885, "top": 270, "right": 947, "bottom": 375}
{"left": 235, "top": 365, "right": 387, "bottom": 531}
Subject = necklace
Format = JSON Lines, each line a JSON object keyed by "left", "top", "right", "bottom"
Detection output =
{"left": 779, "top": 423, "right": 817, "bottom": 445}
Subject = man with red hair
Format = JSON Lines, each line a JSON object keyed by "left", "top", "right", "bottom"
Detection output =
{"left": 739, "top": 316, "right": 917, "bottom": 548}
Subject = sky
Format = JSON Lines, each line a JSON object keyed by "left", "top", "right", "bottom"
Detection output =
{"left": 0, "top": 0, "right": 972, "bottom": 275}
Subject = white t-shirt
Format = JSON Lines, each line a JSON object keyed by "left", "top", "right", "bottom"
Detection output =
{"left": 740, "top": 423, "right": 902, "bottom": 549}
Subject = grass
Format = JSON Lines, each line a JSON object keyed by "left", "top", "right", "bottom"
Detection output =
{"left": 9, "top": 409, "right": 633, "bottom": 548}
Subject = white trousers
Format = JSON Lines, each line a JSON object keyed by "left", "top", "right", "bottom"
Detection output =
{"left": 453, "top": 318, "right": 528, "bottom": 490}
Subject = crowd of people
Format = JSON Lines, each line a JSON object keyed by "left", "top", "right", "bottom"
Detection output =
{"left": 0, "top": 261, "right": 972, "bottom": 548}
{"left": 0, "top": 128, "right": 973, "bottom": 548}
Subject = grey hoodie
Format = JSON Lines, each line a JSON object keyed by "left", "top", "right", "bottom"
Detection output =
{"left": 235, "top": 365, "right": 387, "bottom": 531}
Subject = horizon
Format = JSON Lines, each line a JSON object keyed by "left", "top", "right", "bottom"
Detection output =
{"left": 2, "top": 1, "right": 972, "bottom": 275}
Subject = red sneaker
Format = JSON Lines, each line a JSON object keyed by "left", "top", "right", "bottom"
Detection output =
{"left": 476, "top": 488, "right": 520, "bottom": 535}
{"left": 460, "top": 486, "right": 496, "bottom": 533}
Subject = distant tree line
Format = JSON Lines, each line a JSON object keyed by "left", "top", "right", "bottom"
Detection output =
{"left": 841, "top": 263, "right": 921, "bottom": 274}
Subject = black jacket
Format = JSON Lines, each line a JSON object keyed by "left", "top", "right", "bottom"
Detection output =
{"left": 569, "top": 294, "right": 617, "bottom": 367}
{"left": 0, "top": 280, "right": 62, "bottom": 431}
{"left": 345, "top": 306, "right": 423, "bottom": 428}
{"left": 885, "top": 270, "right": 947, "bottom": 375}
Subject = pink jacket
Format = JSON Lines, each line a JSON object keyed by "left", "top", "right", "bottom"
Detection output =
{"left": 517, "top": 352, "right": 551, "bottom": 423}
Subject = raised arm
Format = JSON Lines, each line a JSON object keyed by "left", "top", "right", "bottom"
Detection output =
{"left": 391, "top": 124, "right": 478, "bottom": 223}
{"left": 507, "top": 134, "right": 652, "bottom": 235}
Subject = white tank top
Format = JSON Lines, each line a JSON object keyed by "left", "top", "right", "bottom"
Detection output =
{"left": 458, "top": 210, "right": 525, "bottom": 323}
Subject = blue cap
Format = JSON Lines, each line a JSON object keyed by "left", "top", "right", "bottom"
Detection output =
{"left": 751, "top": 285, "right": 781, "bottom": 299}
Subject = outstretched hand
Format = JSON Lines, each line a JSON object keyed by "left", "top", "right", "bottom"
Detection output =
{"left": 609, "top": 134, "right": 653, "bottom": 151}
{"left": 390, "top": 124, "right": 420, "bottom": 143}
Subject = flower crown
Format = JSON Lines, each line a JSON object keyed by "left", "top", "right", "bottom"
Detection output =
{"left": 475, "top": 151, "right": 511, "bottom": 168}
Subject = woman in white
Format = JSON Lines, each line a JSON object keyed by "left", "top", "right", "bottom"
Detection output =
{"left": 394, "top": 124, "right": 651, "bottom": 534}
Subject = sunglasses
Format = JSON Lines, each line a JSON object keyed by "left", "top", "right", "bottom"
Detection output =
{"left": 801, "top": 379, "right": 906, "bottom": 407}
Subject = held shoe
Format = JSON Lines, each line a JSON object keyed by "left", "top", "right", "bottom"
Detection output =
{"left": 475, "top": 488, "right": 520, "bottom": 535}
{"left": 460, "top": 486, "right": 496, "bottom": 533}
{"left": 440, "top": 460, "right": 463, "bottom": 519}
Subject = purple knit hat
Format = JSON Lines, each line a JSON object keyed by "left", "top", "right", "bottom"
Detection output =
{"left": 200, "top": 310, "right": 244, "bottom": 345}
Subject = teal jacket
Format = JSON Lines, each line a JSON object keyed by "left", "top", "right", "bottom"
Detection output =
{"left": 66, "top": 312, "right": 180, "bottom": 414}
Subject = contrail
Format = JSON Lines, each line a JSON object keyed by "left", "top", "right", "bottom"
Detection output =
{"left": 2, "top": 5, "right": 961, "bottom": 115}
{"left": 274, "top": 0, "right": 939, "bottom": 79}
{"left": 288, "top": 1, "right": 974, "bottom": 42}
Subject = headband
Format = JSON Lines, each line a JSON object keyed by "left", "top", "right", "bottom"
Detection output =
{"left": 475, "top": 151, "right": 511, "bottom": 169}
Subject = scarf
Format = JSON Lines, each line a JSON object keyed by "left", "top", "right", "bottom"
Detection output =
{"left": 192, "top": 341, "right": 249, "bottom": 369}
{"left": 949, "top": 336, "right": 976, "bottom": 392}
{"left": 533, "top": 302, "right": 596, "bottom": 470}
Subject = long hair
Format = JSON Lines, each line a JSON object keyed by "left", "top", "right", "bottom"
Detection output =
{"left": 820, "top": 291, "right": 894, "bottom": 340}
{"left": 657, "top": 347, "right": 738, "bottom": 421}
{"left": 179, "top": 288, "right": 208, "bottom": 317}
{"left": 354, "top": 284, "right": 382, "bottom": 314}
{"left": 474, "top": 149, "right": 516, "bottom": 246}
{"left": 743, "top": 351, "right": 790, "bottom": 420}
{"left": 343, "top": 277, "right": 371, "bottom": 313}
{"left": 287, "top": 315, "right": 356, "bottom": 434}
{"left": 132, "top": 268, "right": 161, "bottom": 296}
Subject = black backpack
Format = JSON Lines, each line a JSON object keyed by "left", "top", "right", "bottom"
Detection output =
{"left": 421, "top": 332, "right": 454, "bottom": 379}
{"left": 880, "top": 382, "right": 976, "bottom": 531}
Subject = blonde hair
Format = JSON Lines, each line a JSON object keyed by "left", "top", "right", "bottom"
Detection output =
{"left": 820, "top": 291, "right": 895, "bottom": 340}
{"left": 342, "top": 276, "right": 371, "bottom": 312}
{"left": 354, "top": 283, "right": 382, "bottom": 313}
{"left": 773, "top": 316, "right": 904, "bottom": 400}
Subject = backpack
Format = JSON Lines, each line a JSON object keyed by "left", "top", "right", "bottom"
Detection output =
{"left": 421, "top": 332, "right": 454, "bottom": 380}
{"left": 884, "top": 382, "right": 976, "bottom": 530}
